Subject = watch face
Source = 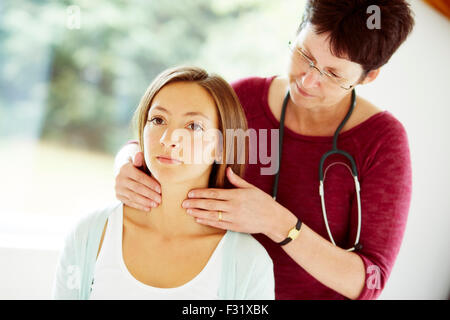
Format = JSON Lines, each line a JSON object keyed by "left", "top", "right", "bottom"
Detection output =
{"left": 288, "top": 228, "right": 300, "bottom": 240}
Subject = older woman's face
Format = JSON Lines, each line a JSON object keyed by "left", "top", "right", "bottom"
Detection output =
{"left": 287, "top": 23, "right": 365, "bottom": 109}
{"left": 143, "top": 81, "right": 220, "bottom": 184}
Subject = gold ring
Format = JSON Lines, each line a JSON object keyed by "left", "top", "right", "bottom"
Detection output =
{"left": 218, "top": 211, "right": 223, "bottom": 221}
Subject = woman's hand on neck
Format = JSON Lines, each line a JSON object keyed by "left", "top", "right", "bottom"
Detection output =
{"left": 123, "top": 174, "right": 223, "bottom": 238}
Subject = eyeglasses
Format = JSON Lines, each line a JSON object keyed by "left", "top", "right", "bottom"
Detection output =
{"left": 288, "top": 41, "right": 356, "bottom": 90}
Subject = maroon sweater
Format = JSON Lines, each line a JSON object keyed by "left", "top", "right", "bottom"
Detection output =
{"left": 231, "top": 76, "right": 412, "bottom": 300}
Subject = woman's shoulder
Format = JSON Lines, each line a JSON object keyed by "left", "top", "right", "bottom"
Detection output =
{"left": 54, "top": 203, "right": 120, "bottom": 299}
{"left": 267, "top": 76, "right": 289, "bottom": 120}
{"left": 230, "top": 76, "right": 277, "bottom": 121}
{"left": 346, "top": 102, "right": 411, "bottom": 174}
{"left": 349, "top": 96, "right": 382, "bottom": 128}
{"left": 230, "top": 75, "right": 276, "bottom": 104}
{"left": 352, "top": 109, "right": 407, "bottom": 139}
{"left": 226, "top": 231, "right": 272, "bottom": 264}
{"left": 65, "top": 202, "right": 120, "bottom": 247}
{"left": 230, "top": 76, "right": 272, "bottom": 92}
{"left": 221, "top": 232, "right": 274, "bottom": 299}
{"left": 340, "top": 94, "right": 408, "bottom": 142}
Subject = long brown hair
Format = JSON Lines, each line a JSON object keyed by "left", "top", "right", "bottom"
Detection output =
{"left": 133, "top": 66, "right": 248, "bottom": 188}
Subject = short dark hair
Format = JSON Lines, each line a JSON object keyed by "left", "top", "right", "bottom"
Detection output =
{"left": 297, "top": 0, "right": 415, "bottom": 75}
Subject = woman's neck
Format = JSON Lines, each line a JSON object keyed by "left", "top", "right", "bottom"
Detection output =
{"left": 287, "top": 92, "right": 353, "bottom": 136}
{"left": 123, "top": 175, "right": 224, "bottom": 238}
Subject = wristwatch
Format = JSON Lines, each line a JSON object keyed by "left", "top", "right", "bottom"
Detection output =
{"left": 277, "top": 218, "right": 302, "bottom": 246}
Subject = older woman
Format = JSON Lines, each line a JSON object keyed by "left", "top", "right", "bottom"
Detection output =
{"left": 114, "top": 0, "right": 414, "bottom": 299}
{"left": 53, "top": 66, "right": 274, "bottom": 300}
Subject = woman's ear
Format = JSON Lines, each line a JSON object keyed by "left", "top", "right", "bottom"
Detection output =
{"left": 360, "top": 68, "right": 381, "bottom": 85}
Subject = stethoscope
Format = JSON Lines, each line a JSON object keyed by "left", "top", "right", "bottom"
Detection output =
{"left": 272, "top": 89, "right": 362, "bottom": 252}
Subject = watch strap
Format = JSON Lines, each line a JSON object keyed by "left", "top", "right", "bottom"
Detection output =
{"left": 277, "top": 219, "right": 302, "bottom": 246}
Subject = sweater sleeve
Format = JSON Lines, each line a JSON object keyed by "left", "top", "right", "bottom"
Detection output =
{"left": 350, "top": 117, "right": 412, "bottom": 300}
{"left": 233, "top": 233, "right": 275, "bottom": 300}
{"left": 52, "top": 225, "right": 83, "bottom": 299}
{"left": 243, "top": 252, "right": 275, "bottom": 300}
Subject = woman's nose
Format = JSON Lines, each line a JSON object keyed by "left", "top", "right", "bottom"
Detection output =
{"left": 159, "top": 128, "right": 181, "bottom": 149}
{"left": 301, "top": 68, "right": 321, "bottom": 89}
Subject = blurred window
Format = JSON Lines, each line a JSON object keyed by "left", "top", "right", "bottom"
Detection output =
{"left": 0, "top": 0, "right": 304, "bottom": 248}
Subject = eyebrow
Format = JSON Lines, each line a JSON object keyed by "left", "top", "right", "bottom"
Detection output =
{"left": 150, "top": 106, "right": 211, "bottom": 121}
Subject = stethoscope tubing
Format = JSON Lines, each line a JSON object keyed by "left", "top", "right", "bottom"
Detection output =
{"left": 273, "top": 88, "right": 362, "bottom": 251}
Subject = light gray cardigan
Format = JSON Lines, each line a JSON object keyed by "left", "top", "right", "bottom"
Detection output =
{"left": 52, "top": 202, "right": 275, "bottom": 299}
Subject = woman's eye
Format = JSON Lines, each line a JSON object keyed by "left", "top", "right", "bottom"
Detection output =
{"left": 328, "top": 71, "right": 340, "bottom": 79}
{"left": 149, "top": 117, "right": 164, "bottom": 125}
{"left": 304, "top": 53, "right": 313, "bottom": 61}
{"left": 188, "top": 122, "right": 203, "bottom": 131}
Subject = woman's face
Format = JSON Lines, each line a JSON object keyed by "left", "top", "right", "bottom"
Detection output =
{"left": 143, "top": 81, "right": 220, "bottom": 184}
{"left": 287, "top": 23, "right": 365, "bottom": 109}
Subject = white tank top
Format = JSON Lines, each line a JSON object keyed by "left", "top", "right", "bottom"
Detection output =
{"left": 89, "top": 204, "right": 224, "bottom": 299}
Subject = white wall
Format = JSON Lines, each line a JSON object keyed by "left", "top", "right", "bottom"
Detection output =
{"left": 0, "top": 0, "right": 448, "bottom": 300}
{"left": 0, "top": 247, "right": 58, "bottom": 299}
{"left": 0, "top": 215, "right": 74, "bottom": 299}
{"left": 357, "top": 1, "right": 450, "bottom": 299}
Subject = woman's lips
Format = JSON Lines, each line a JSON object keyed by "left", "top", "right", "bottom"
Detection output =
{"left": 156, "top": 156, "right": 183, "bottom": 164}
{"left": 296, "top": 82, "right": 314, "bottom": 98}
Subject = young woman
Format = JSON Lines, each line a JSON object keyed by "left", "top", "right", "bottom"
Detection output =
{"left": 52, "top": 66, "right": 274, "bottom": 299}
{"left": 114, "top": 0, "right": 415, "bottom": 300}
